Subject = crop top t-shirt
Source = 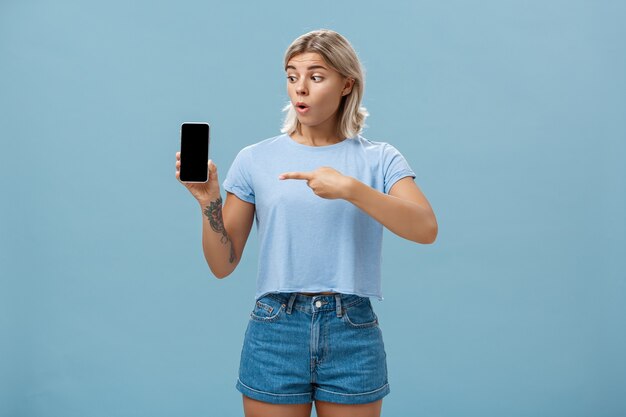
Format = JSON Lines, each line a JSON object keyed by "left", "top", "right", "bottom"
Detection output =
{"left": 222, "top": 133, "right": 416, "bottom": 302}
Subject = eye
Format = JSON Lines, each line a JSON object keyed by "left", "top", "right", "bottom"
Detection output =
{"left": 312, "top": 76, "right": 323, "bottom": 82}
{"left": 286, "top": 75, "right": 296, "bottom": 82}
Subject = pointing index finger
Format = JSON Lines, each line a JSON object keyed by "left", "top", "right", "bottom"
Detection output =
{"left": 278, "top": 171, "right": 312, "bottom": 180}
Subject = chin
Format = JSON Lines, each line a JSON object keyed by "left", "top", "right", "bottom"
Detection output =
{"left": 297, "top": 118, "right": 316, "bottom": 127}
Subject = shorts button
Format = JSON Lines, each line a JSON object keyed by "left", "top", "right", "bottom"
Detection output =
{"left": 315, "top": 300, "right": 322, "bottom": 308}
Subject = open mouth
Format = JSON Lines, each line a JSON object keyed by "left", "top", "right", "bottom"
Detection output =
{"left": 295, "top": 102, "right": 310, "bottom": 114}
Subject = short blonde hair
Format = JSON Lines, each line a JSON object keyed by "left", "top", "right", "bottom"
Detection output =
{"left": 280, "top": 29, "right": 369, "bottom": 139}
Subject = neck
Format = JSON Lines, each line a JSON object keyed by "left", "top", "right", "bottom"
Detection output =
{"left": 294, "top": 116, "right": 344, "bottom": 146}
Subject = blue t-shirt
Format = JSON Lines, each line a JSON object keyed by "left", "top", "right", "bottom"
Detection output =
{"left": 222, "top": 133, "right": 416, "bottom": 302}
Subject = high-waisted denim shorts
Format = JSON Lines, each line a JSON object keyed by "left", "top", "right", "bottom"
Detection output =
{"left": 235, "top": 292, "right": 390, "bottom": 405}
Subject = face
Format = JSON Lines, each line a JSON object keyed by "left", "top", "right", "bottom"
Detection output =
{"left": 286, "top": 52, "right": 354, "bottom": 130}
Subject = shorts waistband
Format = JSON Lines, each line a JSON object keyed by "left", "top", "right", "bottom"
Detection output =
{"left": 264, "top": 292, "right": 369, "bottom": 317}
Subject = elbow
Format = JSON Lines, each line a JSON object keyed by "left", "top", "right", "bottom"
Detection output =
{"left": 413, "top": 219, "right": 438, "bottom": 244}
{"left": 425, "top": 219, "right": 438, "bottom": 244}
{"left": 424, "top": 227, "right": 438, "bottom": 244}
{"left": 211, "top": 269, "right": 225, "bottom": 279}
{"left": 205, "top": 253, "right": 239, "bottom": 279}
{"left": 427, "top": 220, "right": 438, "bottom": 244}
{"left": 210, "top": 266, "right": 233, "bottom": 279}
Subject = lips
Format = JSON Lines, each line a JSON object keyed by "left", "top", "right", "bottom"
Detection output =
{"left": 295, "top": 102, "right": 310, "bottom": 114}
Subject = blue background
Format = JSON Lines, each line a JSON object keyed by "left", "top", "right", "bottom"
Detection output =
{"left": 1, "top": 1, "right": 624, "bottom": 416}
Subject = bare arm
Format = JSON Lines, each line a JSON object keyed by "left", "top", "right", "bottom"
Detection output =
{"left": 345, "top": 176, "right": 438, "bottom": 244}
{"left": 278, "top": 167, "right": 437, "bottom": 244}
{"left": 198, "top": 192, "right": 255, "bottom": 278}
{"left": 175, "top": 152, "right": 255, "bottom": 278}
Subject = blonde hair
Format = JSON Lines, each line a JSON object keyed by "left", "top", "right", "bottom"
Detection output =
{"left": 280, "top": 29, "right": 369, "bottom": 139}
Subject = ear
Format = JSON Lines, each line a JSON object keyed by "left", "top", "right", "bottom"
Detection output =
{"left": 342, "top": 77, "right": 355, "bottom": 96}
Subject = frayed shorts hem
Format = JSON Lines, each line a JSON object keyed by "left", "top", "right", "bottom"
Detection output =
{"left": 236, "top": 378, "right": 390, "bottom": 405}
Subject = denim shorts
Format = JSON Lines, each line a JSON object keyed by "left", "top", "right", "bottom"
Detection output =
{"left": 235, "top": 292, "right": 390, "bottom": 405}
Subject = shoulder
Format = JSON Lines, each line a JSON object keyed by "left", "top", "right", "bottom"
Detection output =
{"left": 237, "top": 133, "right": 287, "bottom": 157}
{"left": 352, "top": 134, "right": 401, "bottom": 156}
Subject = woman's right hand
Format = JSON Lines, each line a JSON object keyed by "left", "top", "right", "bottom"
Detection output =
{"left": 175, "top": 151, "right": 221, "bottom": 204}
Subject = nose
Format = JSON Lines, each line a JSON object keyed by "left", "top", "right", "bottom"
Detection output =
{"left": 295, "top": 79, "right": 308, "bottom": 96}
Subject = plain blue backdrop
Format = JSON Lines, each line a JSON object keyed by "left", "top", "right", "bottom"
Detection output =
{"left": 1, "top": 1, "right": 624, "bottom": 416}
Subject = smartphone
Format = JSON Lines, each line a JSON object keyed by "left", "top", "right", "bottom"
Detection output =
{"left": 179, "top": 122, "right": 210, "bottom": 182}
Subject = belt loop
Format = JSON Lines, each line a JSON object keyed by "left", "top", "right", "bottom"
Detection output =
{"left": 286, "top": 293, "right": 297, "bottom": 314}
{"left": 335, "top": 294, "right": 343, "bottom": 317}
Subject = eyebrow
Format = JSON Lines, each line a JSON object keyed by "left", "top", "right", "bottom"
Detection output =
{"left": 285, "top": 64, "right": 328, "bottom": 71}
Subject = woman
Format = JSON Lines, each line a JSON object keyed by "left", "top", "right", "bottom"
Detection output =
{"left": 176, "top": 29, "right": 437, "bottom": 417}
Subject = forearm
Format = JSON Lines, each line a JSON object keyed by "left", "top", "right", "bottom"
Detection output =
{"left": 198, "top": 196, "right": 237, "bottom": 278}
{"left": 345, "top": 179, "right": 437, "bottom": 244}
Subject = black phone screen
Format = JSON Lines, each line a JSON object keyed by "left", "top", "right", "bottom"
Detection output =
{"left": 180, "top": 122, "right": 210, "bottom": 182}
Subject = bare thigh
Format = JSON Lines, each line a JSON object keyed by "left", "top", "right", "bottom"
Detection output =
{"left": 315, "top": 399, "right": 383, "bottom": 417}
{"left": 242, "top": 395, "right": 313, "bottom": 417}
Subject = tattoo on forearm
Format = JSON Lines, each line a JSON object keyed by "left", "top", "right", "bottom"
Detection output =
{"left": 203, "top": 197, "right": 236, "bottom": 263}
